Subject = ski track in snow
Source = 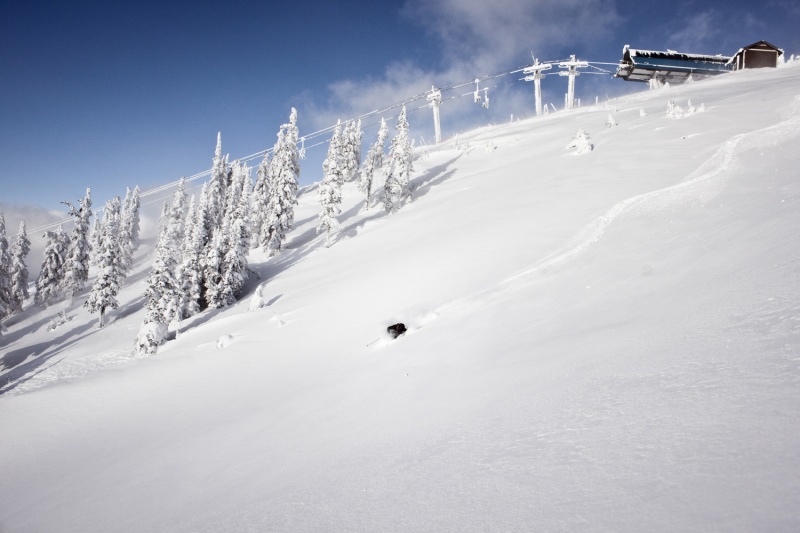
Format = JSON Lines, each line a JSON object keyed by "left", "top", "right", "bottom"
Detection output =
{"left": 509, "top": 96, "right": 800, "bottom": 283}
{"left": 431, "top": 105, "right": 800, "bottom": 323}
{"left": 1, "top": 349, "right": 139, "bottom": 397}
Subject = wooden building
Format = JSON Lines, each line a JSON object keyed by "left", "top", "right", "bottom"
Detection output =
{"left": 615, "top": 45, "right": 731, "bottom": 83}
{"left": 728, "top": 40, "right": 784, "bottom": 70}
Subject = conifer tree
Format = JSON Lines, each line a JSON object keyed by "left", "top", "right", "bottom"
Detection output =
{"left": 261, "top": 108, "right": 301, "bottom": 256}
{"left": 383, "top": 106, "right": 413, "bottom": 213}
{"left": 161, "top": 177, "right": 188, "bottom": 249}
{"left": 341, "top": 119, "right": 363, "bottom": 182}
{"left": 219, "top": 216, "right": 249, "bottom": 304}
{"left": 224, "top": 161, "right": 249, "bottom": 234}
{"left": 252, "top": 150, "right": 271, "bottom": 248}
{"left": 84, "top": 197, "right": 123, "bottom": 327}
{"left": 9, "top": 221, "right": 31, "bottom": 314}
{"left": 61, "top": 188, "right": 93, "bottom": 299}
{"left": 317, "top": 120, "right": 345, "bottom": 247}
{"left": 138, "top": 193, "right": 184, "bottom": 354}
{"left": 176, "top": 194, "right": 204, "bottom": 319}
{"left": 203, "top": 228, "right": 227, "bottom": 308}
{"left": 0, "top": 214, "right": 11, "bottom": 326}
{"left": 216, "top": 161, "right": 252, "bottom": 304}
{"left": 205, "top": 133, "right": 229, "bottom": 241}
{"left": 359, "top": 118, "right": 389, "bottom": 209}
{"left": 124, "top": 185, "right": 141, "bottom": 247}
{"left": 35, "top": 225, "right": 70, "bottom": 307}
{"left": 119, "top": 186, "right": 141, "bottom": 276}
{"left": 90, "top": 214, "right": 102, "bottom": 265}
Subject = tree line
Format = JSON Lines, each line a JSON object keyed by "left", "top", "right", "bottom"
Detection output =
{"left": 0, "top": 106, "right": 414, "bottom": 354}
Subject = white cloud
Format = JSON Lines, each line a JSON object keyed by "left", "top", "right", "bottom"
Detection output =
{"left": 667, "top": 10, "right": 722, "bottom": 52}
{"left": 302, "top": 0, "right": 623, "bottom": 149}
{"left": 402, "top": 0, "right": 622, "bottom": 69}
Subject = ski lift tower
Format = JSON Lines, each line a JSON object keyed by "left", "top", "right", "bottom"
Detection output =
{"left": 427, "top": 86, "right": 442, "bottom": 143}
{"left": 558, "top": 55, "right": 588, "bottom": 109}
{"left": 523, "top": 56, "right": 552, "bottom": 116}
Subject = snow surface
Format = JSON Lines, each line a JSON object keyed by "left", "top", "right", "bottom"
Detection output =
{"left": 2, "top": 65, "right": 800, "bottom": 532}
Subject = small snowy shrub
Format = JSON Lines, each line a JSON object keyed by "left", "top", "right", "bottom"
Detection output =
{"left": 136, "top": 321, "right": 168, "bottom": 355}
{"left": 248, "top": 282, "right": 268, "bottom": 311}
{"left": 605, "top": 114, "right": 618, "bottom": 128}
{"left": 639, "top": 108, "right": 647, "bottom": 117}
{"left": 566, "top": 129, "right": 593, "bottom": 154}
{"left": 46, "top": 311, "right": 73, "bottom": 331}
{"left": 666, "top": 99, "right": 684, "bottom": 119}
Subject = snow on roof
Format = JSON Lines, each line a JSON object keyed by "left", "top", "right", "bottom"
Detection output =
{"left": 623, "top": 46, "right": 731, "bottom": 64}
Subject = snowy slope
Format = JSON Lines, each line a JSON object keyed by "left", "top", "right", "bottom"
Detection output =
{"left": 2, "top": 65, "right": 800, "bottom": 532}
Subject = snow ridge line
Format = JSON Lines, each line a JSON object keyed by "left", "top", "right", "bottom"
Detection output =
{"left": 428, "top": 110, "right": 800, "bottom": 323}
{"left": 504, "top": 135, "right": 744, "bottom": 283}
{"left": 506, "top": 108, "right": 800, "bottom": 285}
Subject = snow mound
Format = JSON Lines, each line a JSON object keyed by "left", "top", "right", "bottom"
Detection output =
{"left": 216, "top": 334, "right": 235, "bottom": 349}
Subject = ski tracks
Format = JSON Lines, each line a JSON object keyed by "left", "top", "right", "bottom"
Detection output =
{"left": 1, "top": 348, "right": 140, "bottom": 397}
{"left": 429, "top": 106, "right": 800, "bottom": 325}
{"left": 507, "top": 106, "right": 800, "bottom": 285}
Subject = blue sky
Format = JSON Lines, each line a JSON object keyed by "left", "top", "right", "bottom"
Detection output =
{"left": 1, "top": 0, "right": 798, "bottom": 218}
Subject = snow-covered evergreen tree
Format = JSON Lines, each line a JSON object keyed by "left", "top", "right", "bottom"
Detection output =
{"left": 176, "top": 194, "right": 204, "bottom": 319}
{"left": 205, "top": 133, "right": 229, "bottom": 241}
{"left": 252, "top": 150, "right": 271, "bottom": 248}
{"left": 216, "top": 162, "right": 252, "bottom": 303}
{"left": 317, "top": 121, "right": 345, "bottom": 246}
{"left": 9, "top": 221, "right": 31, "bottom": 314}
{"left": 35, "top": 225, "right": 70, "bottom": 307}
{"left": 118, "top": 188, "right": 134, "bottom": 275}
{"left": 0, "top": 214, "right": 12, "bottom": 326}
{"left": 118, "top": 186, "right": 142, "bottom": 276}
{"left": 341, "top": 119, "right": 363, "bottom": 182}
{"left": 224, "top": 161, "right": 249, "bottom": 233}
{"left": 161, "top": 177, "right": 188, "bottom": 250}
{"left": 359, "top": 117, "right": 389, "bottom": 209}
{"left": 261, "top": 108, "right": 301, "bottom": 256}
{"left": 138, "top": 192, "right": 185, "bottom": 354}
{"left": 61, "top": 188, "right": 93, "bottom": 299}
{"left": 235, "top": 164, "right": 253, "bottom": 237}
{"left": 124, "top": 185, "right": 141, "bottom": 247}
{"left": 90, "top": 214, "right": 102, "bottom": 265}
{"left": 566, "top": 128, "right": 593, "bottom": 154}
{"left": 135, "top": 320, "right": 169, "bottom": 356}
{"left": 203, "top": 227, "right": 227, "bottom": 308}
{"left": 383, "top": 106, "right": 413, "bottom": 213}
{"left": 84, "top": 197, "right": 123, "bottom": 327}
{"left": 219, "top": 216, "right": 249, "bottom": 304}
{"left": 200, "top": 159, "right": 239, "bottom": 308}
{"left": 666, "top": 99, "right": 684, "bottom": 119}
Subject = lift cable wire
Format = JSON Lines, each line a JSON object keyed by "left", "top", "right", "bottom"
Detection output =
{"left": 24, "top": 57, "right": 617, "bottom": 236}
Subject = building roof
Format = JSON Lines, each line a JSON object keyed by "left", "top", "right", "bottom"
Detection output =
{"left": 616, "top": 45, "right": 732, "bottom": 83}
{"left": 728, "top": 40, "right": 784, "bottom": 64}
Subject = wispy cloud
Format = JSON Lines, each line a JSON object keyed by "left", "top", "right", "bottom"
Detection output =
{"left": 667, "top": 10, "right": 723, "bottom": 53}
{"left": 403, "top": 0, "right": 622, "bottom": 69}
{"left": 304, "top": 0, "right": 623, "bottom": 135}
